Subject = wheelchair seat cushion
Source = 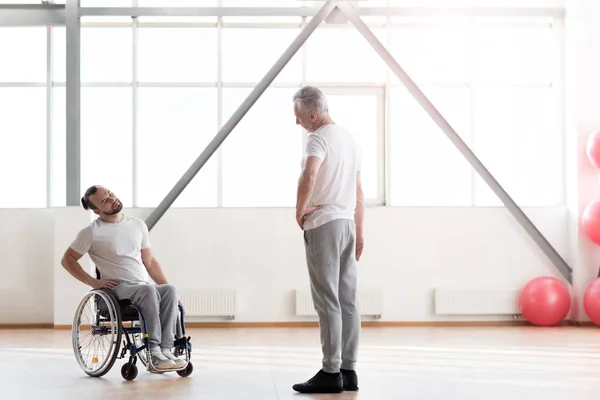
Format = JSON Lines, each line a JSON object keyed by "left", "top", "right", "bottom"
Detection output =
{"left": 97, "top": 295, "right": 141, "bottom": 322}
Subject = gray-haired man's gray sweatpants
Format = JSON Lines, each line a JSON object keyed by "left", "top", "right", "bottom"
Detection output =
{"left": 303, "top": 218, "right": 360, "bottom": 374}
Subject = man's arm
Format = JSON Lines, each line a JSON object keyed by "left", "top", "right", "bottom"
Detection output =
{"left": 141, "top": 247, "right": 169, "bottom": 285}
{"left": 61, "top": 248, "right": 119, "bottom": 289}
{"left": 296, "top": 155, "right": 323, "bottom": 229}
{"left": 355, "top": 171, "right": 364, "bottom": 261}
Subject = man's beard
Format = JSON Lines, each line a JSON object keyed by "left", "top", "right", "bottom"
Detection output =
{"left": 107, "top": 201, "right": 122, "bottom": 215}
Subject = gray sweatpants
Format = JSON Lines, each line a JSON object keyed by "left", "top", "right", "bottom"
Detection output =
{"left": 112, "top": 283, "right": 178, "bottom": 350}
{"left": 303, "top": 218, "right": 360, "bottom": 374}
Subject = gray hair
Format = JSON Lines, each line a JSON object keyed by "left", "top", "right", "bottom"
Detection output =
{"left": 292, "top": 86, "right": 328, "bottom": 116}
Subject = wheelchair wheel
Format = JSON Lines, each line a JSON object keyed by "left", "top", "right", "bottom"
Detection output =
{"left": 72, "top": 289, "right": 122, "bottom": 378}
{"left": 177, "top": 361, "right": 193, "bottom": 378}
{"left": 121, "top": 362, "right": 138, "bottom": 381}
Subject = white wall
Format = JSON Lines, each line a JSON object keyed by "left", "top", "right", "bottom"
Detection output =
{"left": 0, "top": 209, "right": 54, "bottom": 324}
{"left": 2, "top": 205, "right": 569, "bottom": 325}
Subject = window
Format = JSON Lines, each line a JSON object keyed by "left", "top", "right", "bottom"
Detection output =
{"left": 0, "top": 27, "right": 46, "bottom": 83}
{"left": 388, "top": 23, "right": 470, "bottom": 85}
{"left": 77, "top": 88, "right": 133, "bottom": 206}
{"left": 137, "top": 0, "right": 218, "bottom": 5}
{"left": 389, "top": 86, "right": 472, "bottom": 206}
{"left": 306, "top": 27, "right": 387, "bottom": 83}
{"left": 388, "top": 0, "right": 563, "bottom": 5}
{"left": 136, "top": 88, "right": 219, "bottom": 207}
{"left": 81, "top": 0, "right": 132, "bottom": 6}
{"left": 221, "top": 87, "right": 303, "bottom": 207}
{"left": 473, "top": 22, "right": 554, "bottom": 85}
{"left": 137, "top": 28, "right": 217, "bottom": 83}
{"left": 221, "top": 0, "right": 298, "bottom": 6}
{"left": 472, "top": 87, "right": 562, "bottom": 206}
{"left": 221, "top": 28, "right": 302, "bottom": 84}
{"left": 0, "top": 88, "right": 46, "bottom": 208}
{"left": 52, "top": 88, "right": 66, "bottom": 207}
{"left": 321, "top": 89, "right": 384, "bottom": 204}
{"left": 52, "top": 27, "right": 132, "bottom": 82}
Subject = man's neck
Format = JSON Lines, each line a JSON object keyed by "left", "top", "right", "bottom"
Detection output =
{"left": 100, "top": 213, "right": 124, "bottom": 223}
{"left": 312, "top": 115, "right": 334, "bottom": 131}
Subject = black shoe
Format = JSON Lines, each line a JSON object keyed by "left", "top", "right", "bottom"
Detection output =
{"left": 341, "top": 368, "right": 359, "bottom": 391}
{"left": 292, "top": 370, "right": 343, "bottom": 394}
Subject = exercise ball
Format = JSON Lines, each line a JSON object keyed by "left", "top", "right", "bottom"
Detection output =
{"left": 582, "top": 198, "right": 600, "bottom": 245}
{"left": 519, "top": 276, "right": 570, "bottom": 326}
{"left": 587, "top": 130, "right": 600, "bottom": 169}
{"left": 584, "top": 278, "right": 600, "bottom": 325}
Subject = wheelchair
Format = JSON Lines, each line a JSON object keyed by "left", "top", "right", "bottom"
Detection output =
{"left": 71, "top": 280, "right": 193, "bottom": 381}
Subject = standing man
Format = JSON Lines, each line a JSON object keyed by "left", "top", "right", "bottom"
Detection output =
{"left": 291, "top": 86, "right": 364, "bottom": 394}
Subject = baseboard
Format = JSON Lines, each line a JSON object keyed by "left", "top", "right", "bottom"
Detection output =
{"left": 0, "top": 323, "right": 53, "bottom": 329}
{"left": 27, "top": 320, "right": 600, "bottom": 330}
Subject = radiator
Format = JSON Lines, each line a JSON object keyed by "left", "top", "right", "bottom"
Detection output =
{"left": 434, "top": 288, "right": 521, "bottom": 315}
{"left": 179, "top": 289, "right": 237, "bottom": 318}
{"left": 295, "top": 289, "right": 383, "bottom": 318}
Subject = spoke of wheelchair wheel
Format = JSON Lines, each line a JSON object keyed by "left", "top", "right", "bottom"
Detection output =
{"left": 83, "top": 338, "right": 93, "bottom": 367}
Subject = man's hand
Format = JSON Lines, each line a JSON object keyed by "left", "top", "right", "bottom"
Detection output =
{"left": 90, "top": 279, "right": 120, "bottom": 289}
{"left": 356, "top": 234, "right": 364, "bottom": 261}
{"left": 296, "top": 206, "right": 322, "bottom": 230}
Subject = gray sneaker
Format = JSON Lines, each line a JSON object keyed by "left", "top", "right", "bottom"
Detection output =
{"left": 162, "top": 348, "right": 187, "bottom": 368}
{"left": 150, "top": 349, "right": 177, "bottom": 370}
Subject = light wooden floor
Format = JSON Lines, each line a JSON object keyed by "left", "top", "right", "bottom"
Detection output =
{"left": 2, "top": 326, "right": 600, "bottom": 399}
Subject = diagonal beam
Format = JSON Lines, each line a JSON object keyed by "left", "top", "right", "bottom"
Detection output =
{"left": 336, "top": 2, "right": 573, "bottom": 284}
{"left": 144, "top": 0, "right": 337, "bottom": 231}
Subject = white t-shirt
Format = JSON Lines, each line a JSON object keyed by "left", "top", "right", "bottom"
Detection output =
{"left": 302, "top": 123, "right": 361, "bottom": 230}
{"left": 69, "top": 215, "right": 152, "bottom": 284}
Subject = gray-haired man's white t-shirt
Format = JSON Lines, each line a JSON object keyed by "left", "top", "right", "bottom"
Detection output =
{"left": 301, "top": 123, "right": 362, "bottom": 231}
{"left": 69, "top": 215, "right": 152, "bottom": 284}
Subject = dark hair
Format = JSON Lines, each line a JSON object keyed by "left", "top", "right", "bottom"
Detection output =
{"left": 81, "top": 185, "right": 100, "bottom": 210}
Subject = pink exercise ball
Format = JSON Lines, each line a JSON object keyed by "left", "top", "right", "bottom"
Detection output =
{"left": 586, "top": 130, "right": 600, "bottom": 169}
{"left": 519, "top": 276, "right": 571, "bottom": 326}
{"left": 582, "top": 198, "right": 600, "bottom": 245}
{"left": 584, "top": 278, "right": 600, "bottom": 325}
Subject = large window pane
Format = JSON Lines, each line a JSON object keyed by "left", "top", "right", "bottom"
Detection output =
{"left": 53, "top": 27, "right": 132, "bottom": 82}
{"left": 388, "top": 0, "right": 563, "bottom": 5}
{"left": 0, "top": 27, "right": 46, "bottom": 82}
{"left": 222, "top": 0, "right": 297, "bottom": 5}
{"left": 138, "top": 28, "right": 217, "bottom": 83}
{"left": 306, "top": 28, "right": 387, "bottom": 83}
{"left": 80, "top": 88, "right": 133, "bottom": 206}
{"left": 389, "top": 86, "right": 472, "bottom": 206}
{"left": 81, "top": 0, "right": 131, "bottom": 5}
{"left": 52, "top": 88, "right": 66, "bottom": 207}
{"left": 137, "top": 88, "right": 218, "bottom": 207}
{"left": 324, "top": 93, "right": 381, "bottom": 202}
{"left": 222, "top": 88, "right": 302, "bottom": 207}
{"left": 473, "top": 23, "right": 554, "bottom": 85}
{"left": 472, "top": 87, "right": 562, "bottom": 206}
{"left": 388, "top": 23, "right": 469, "bottom": 85}
{"left": 222, "top": 28, "right": 301, "bottom": 83}
{"left": 138, "top": 0, "right": 217, "bottom": 5}
{"left": 0, "top": 88, "right": 46, "bottom": 208}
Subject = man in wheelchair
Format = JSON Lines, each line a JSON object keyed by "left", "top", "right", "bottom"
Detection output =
{"left": 61, "top": 185, "right": 187, "bottom": 372}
